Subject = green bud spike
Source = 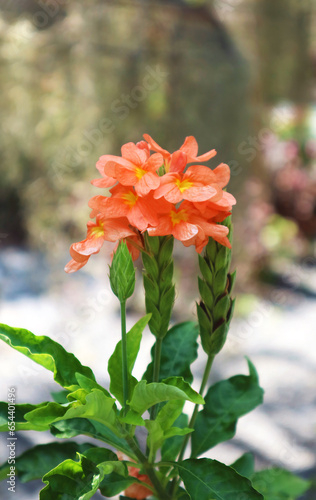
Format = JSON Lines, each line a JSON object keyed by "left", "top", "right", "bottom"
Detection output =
{"left": 109, "top": 241, "right": 136, "bottom": 302}
{"left": 142, "top": 234, "right": 175, "bottom": 339}
{"left": 197, "top": 217, "right": 235, "bottom": 356}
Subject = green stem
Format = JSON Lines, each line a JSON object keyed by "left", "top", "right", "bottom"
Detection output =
{"left": 177, "top": 354, "right": 214, "bottom": 462}
{"left": 120, "top": 300, "right": 128, "bottom": 414}
{"left": 124, "top": 435, "right": 172, "bottom": 500}
{"left": 150, "top": 336, "right": 163, "bottom": 420}
{"left": 170, "top": 354, "right": 215, "bottom": 499}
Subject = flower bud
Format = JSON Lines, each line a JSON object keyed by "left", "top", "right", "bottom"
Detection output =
{"left": 109, "top": 241, "right": 135, "bottom": 302}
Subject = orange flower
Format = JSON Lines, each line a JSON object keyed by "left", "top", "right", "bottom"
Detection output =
{"left": 65, "top": 134, "right": 235, "bottom": 272}
{"left": 125, "top": 466, "right": 153, "bottom": 500}
{"left": 64, "top": 214, "right": 135, "bottom": 273}
{"left": 193, "top": 191, "right": 236, "bottom": 218}
{"left": 95, "top": 143, "right": 163, "bottom": 197}
{"left": 89, "top": 186, "right": 172, "bottom": 232}
{"left": 147, "top": 201, "right": 231, "bottom": 251}
{"left": 90, "top": 156, "right": 117, "bottom": 189}
{"left": 143, "top": 133, "right": 217, "bottom": 172}
{"left": 154, "top": 164, "right": 226, "bottom": 203}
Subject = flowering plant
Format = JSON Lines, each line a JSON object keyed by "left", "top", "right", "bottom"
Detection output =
{"left": 0, "top": 135, "right": 310, "bottom": 500}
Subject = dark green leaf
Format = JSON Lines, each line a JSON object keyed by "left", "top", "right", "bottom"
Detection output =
{"left": 50, "top": 418, "right": 135, "bottom": 458}
{"left": 178, "top": 459, "right": 263, "bottom": 500}
{"left": 0, "top": 402, "right": 49, "bottom": 432}
{"left": 40, "top": 449, "right": 132, "bottom": 500}
{"left": 143, "top": 322, "right": 199, "bottom": 383}
{"left": 192, "top": 359, "right": 264, "bottom": 457}
{"left": 51, "top": 390, "right": 70, "bottom": 404}
{"left": 108, "top": 314, "right": 151, "bottom": 404}
{"left": 251, "top": 468, "right": 311, "bottom": 500}
{"left": 0, "top": 442, "right": 94, "bottom": 483}
{"left": 0, "top": 323, "right": 95, "bottom": 390}
{"left": 231, "top": 453, "right": 255, "bottom": 478}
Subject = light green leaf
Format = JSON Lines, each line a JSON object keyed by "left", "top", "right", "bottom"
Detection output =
{"left": 178, "top": 459, "right": 263, "bottom": 500}
{"left": 143, "top": 322, "right": 199, "bottom": 383}
{"left": 145, "top": 404, "right": 192, "bottom": 462}
{"left": 251, "top": 468, "right": 311, "bottom": 500}
{"left": 75, "top": 373, "right": 110, "bottom": 397}
{"left": 108, "top": 314, "right": 151, "bottom": 404}
{"left": 0, "top": 442, "right": 94, "bottom": 483}
{"left": 156, "top": 400, "right": 184, "bottom": 430}
{"left": 162, "top": 377, "right": 204, "bottom": 405}
{"left": 231, "top": 452, "right": 255, "bottom": 478}
{"left": 129, "top": 378, "right": 203, "bottom": 415}
{"left": 119, "top": 410, "right": 145, "bottom": 426}
{"left": 192, "top": 359, "right": 264, "bottom": 457}
{"left": 0, "top": 323, "right": 95, "bottom": 390}
{"left": 25, "top": 389, "right": 118, "bottom": 434}
{"left": 161, "top": 413, "right": 189, "bottom": 462}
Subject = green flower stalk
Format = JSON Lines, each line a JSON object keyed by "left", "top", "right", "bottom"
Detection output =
{"left": 109, "top": 241, "right": 136, "bottom": 413}
{"left": 142, "top": 234, "right": 175, "bottom": 407}
{"left": 197, "top": 216, "right": 236, "bottom": 358}
{"left": 142, "top": 234, "right": 175, "bottom": 341}
{"left": 176, "top": 217, "right": 236, "bottom": 467}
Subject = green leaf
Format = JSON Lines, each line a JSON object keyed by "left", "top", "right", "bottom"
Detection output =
{"left": 192, "top": 359, "right": 264, "bottom": 457}
{"left": 119, "top": 409, "right": 145, "bottom": 426}
{"left": 51, "top": 390, "right": 70, "bottom": 404}
{"left": 49, "top": 418, "right": 135, "bottom": 458}
{"left": 109, "top": 241, "right": 136, "bottom": 301}
{"left": 75, "top": 373, "right": 110, "bottom": 397}
{"left": 251, "top": 468, "right": 311, "bottom": 500}
{"left": 0, "top": 442, "right": 94, "bottom": 483}
{"left": 0, "top": 402, "right": 49, "bottom": 432}
{"left": 143, "top": 322, "right": 199, "bottom": 383}
{"left": 26, "top": 389, "right": 119, "bottom": 434}
{"left": 145, "top": 409, "right": 192, "bottom": 462}
{"left": 108, "top": 314, "right": 151, "bottom": 404}
{"left": 161, "top": 413, "right": 189, "bottom": 462}
{"left": 178, "top": 459, "right": 263, "bottom": 500}
{"left": 231, "top": 453, "right": 255, "bottom": 478}
{"left": 129, "top": 378, "right": 203, "bottom": 415}
{"left": 0, "top": 323, "right": 95, "bottom": 390}
{"left": 40, "top": 448, "right": 138, "bottom": 500}
{"left": 156, "top": 399, "right": 184, "bottom": 430}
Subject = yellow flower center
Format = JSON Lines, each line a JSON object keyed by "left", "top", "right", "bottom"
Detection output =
{"left": 175, "top": 178, "right": 193, "bottom": 193}
{"left": 170, "top": 208, "right": 188, "bottom": 226}
{"left": 121, "top": 191, "right": 138, "bottom": 207}
{"left": 135, "top": 166, "right": 146, "bottom": 180}
{"left": 90, "top": 225, "right": 105, "bottom": 238}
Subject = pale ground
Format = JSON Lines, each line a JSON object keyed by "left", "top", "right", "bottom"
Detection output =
{"left": 0, "top": 248, "right": 315, "bottom": 499}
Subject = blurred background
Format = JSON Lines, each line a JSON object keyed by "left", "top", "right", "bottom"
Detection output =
{"left": 0, "top": 0, "right": 315, "bottom": 498}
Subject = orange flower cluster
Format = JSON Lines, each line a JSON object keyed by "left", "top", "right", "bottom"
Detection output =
{"left": 65, "top": 135, "right": 236, "bottom": 273}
